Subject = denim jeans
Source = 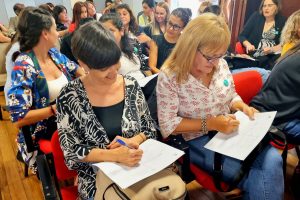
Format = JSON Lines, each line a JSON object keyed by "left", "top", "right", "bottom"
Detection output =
{"left": 188, "top": 135, "right": 284, "bottom": 200}
{"left": 282, "top": 119, "right": 300, "bottom": 144}
{"left": 231, "top": 67, "right": 271, "bottom": 84}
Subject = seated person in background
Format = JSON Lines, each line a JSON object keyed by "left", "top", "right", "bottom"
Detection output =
{"left": 53, "top": 5, "right": 70, "bottom": 37}
{"left": 56, "top": 21, "right": 158, "bottom": 199}
{"left": 100, "top": 13, "right": 151, "bottom": 80}
{"left": 250, "top": 42, "right": 300, "bottom": 144}
{"left": 280, "top": 10, "right": 300, "bottom": 56}
{"left": 143, "top": 1, "right": 170, "bottom": 39}
{"left": 148, "top": 8, "right": 192, "bottom": 73}
{"left": 238, "top": 0, "right": 286, "bottom": 69}
{"left": 69, "top": 2, "right": 88, "bottom": 33}
{"left": 137, "top": 0, "right": 155, "bottom": 27}
{"left": 60, "top": 17, "right": 94, "bottom": 64}
{"left": 9, "top": 3, "right": 25, "bottom": 33}
{"left": 85, "top": 0, "right": 102, "bottom": 21}
{"left": 46, "top": 2, "right": 55, "bottom": 11}
{"left": 8, "top": 7, "right": 84, "bottom": 173}
{"left": 157, "top": 13, "right": 284, "bottom": 199}
{"left": 39, "top": 4, "right": 53, "bottom": 14}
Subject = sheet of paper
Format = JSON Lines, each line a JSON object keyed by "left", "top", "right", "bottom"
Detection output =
{"left": 204, "top": 111, "right": 276, "bottom": 160}
{"left": 93, "top": 139, "right": 184, "bottom": 189}
{"left": 137, "top": 74, "right": 158, "bottom": 87}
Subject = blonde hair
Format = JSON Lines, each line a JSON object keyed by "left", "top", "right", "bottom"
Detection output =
{"left": 281, "top": 10, "right": 300, "bottom": 45}
{"left": 150, "top": 2, "right": 170, "bottom": 36}
{"left": 162, "top": 13, "right": 230, "bottom": 84}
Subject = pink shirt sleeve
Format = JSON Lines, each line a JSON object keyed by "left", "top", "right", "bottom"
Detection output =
{"left": 156, "top": 72, "right": 183, "bottom": 138}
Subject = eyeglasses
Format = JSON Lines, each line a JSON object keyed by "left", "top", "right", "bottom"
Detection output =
{"left": 167, "top": 21, "right": 182, "bottom": 31}
{"left": 262, "top": 4, "right": 275, "bottom": 8}
{"left": 198, "top": 49, "right": 227, "bottom": 63}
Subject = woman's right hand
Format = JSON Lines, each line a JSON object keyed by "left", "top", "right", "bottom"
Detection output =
{"left": 245, "top": 43, "right": 256, "bottom": 53}
{"left": 113, "top": 146, "right": 143, "bottom": 167}
{"left": 209, "top": 114, "right": 240, "bottom": 134}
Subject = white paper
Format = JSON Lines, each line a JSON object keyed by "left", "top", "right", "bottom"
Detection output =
{"left": 137, "top": 74, "right": 158, "bottom": 87}
{"left": 204, "top": 111, "right": 276, "bottom": 160}
{"left": 93, "top": 139, "right": 184, "bottom": 189}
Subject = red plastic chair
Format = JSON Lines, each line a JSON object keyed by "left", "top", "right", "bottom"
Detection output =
{"left": 51, "top": 130, "right": 78, "bottom": 200}
{"left": 235, "top": 42, "right": 246, "bottom": 54}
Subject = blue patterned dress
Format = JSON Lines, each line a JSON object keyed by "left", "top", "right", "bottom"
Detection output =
{"left": 8, "top": 48, "right": 78, "bottom": 171}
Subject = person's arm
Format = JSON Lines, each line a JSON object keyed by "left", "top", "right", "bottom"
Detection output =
{"left": 238, "top": 13, "right": 258, "bottom": 52}
{"left": 0, "top": 31, "right": 10, "bottom": 43}
{"left": 58, "top": 29, "right": 69, "bottom": 37}
{"left": 156, "top": 72, "right": 240, "bottom": 138}
{"left": 56, "top": 86, "right": 142, "bottom": 168}
{"left": 148, "top": 40, "right": 160, "bottom": 74}
{"left": 0, "top": 24, "right": 8, "bottom": 32}
{"left": 8, "top": 56, "right": 54, "bottom": 128}
{"left": 231, "top": 100, "right": 258, "bottom": 120}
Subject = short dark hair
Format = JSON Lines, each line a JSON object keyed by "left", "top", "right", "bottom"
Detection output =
{"left": 71, "top": 21, "right": 121, "bottom": 69}
{"left": 18, "top": 8, "right": 53, "bottom": 52}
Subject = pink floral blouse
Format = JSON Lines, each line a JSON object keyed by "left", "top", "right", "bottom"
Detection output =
{"left": 157, "top": 59, "right": 242, "bottom": 141}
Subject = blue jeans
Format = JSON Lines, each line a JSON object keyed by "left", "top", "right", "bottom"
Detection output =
{"left": 188, "top": 135, "right": 284, "bottom": 200}
{"left": 231, "top": 67, "right": 271, "bottom": 84}
{"left": 282, "top": 119, "right": 300, "bottom": 144}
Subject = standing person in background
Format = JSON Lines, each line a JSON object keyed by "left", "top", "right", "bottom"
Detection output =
{"left": 143, "top": 1, "right": 170, "bottom": 38}
{"left": 9, "top": 3, "right": 25, "bottom": 33}
{"left": 148, "top": 8, "right": 192, "bottom": 73}
{"left": 280, "top": 10, "right": 300, "bottom": 56}
{"left": 238, "top": 0, "right": 286, "bottom": 69}
{"left": 7, "top": 7, "right": 84, "bottom": 173}
{"left": 69, "top": 1, "right": 88, "bottom": 33}
{"left": 157, "top": 13, "right": 284, "bottom": 200}
{"left": 85, "top": 0, "right": 102, "bottom": 21}
{"left": 137, "top": 0, "right": 155, "bottom": 27}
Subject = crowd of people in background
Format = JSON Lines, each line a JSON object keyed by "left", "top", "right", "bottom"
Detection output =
{"left": 2, "top": 0, "right": 300, "bottom": 199}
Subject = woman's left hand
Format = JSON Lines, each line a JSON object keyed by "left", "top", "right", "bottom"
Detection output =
{"left": 242, "top": 105, "right": 259, "bottom": 120}
{"left": 108, "top": 136, "right": 140, "bottom": 149}
{"left": 263, "top": 47, "right": 273, "bottom": 55}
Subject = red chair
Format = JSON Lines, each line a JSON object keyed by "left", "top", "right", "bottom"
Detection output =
{"left": 235, "top": 42, "right": 246, "bottom": 54}
{"left": 169, "top": 71, "right": 263, "bottom": 194}
{"left": 51, "top": 130, "right": 78, "bottom": 200}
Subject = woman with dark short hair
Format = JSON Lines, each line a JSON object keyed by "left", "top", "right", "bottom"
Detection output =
{"left": 7, "top": 8, "right": 84, "bottom": 173}
{"left": 56, "top": 21, "right": 159, "bottom": 199}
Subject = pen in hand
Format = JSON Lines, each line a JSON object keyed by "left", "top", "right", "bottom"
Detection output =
{"left": 116, "top": 139, "right": 134, "bottom": 149}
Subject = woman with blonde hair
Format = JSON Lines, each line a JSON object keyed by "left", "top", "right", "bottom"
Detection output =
{"left": 157, "top": 13, "right": 284, "bottom": 199}
{"left": 280, "top": 9, "right": 300, "bottom": 55}
{"left": 144, "top": 1, "right": 170, "bottom": 38}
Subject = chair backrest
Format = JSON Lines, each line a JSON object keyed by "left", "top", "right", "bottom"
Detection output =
{"left": 235, "top": 41, "right": 246, "bottom": 54}
{"left": 233, "top": 70, "right": 263, "bottom": 105}
{"left": 51, "top": 130, "right": 77, "bottom": 181}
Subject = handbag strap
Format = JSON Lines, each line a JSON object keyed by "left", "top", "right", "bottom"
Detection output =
{"left": 103, "top": 183, "right": 130, "bottom": 200}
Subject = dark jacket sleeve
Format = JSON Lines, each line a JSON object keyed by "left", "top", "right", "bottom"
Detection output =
{"left": 274, "top": 14, "right": 286, "bottom": 45}
{"left": 238, "top": 12, "right": 264, "bottom": 47}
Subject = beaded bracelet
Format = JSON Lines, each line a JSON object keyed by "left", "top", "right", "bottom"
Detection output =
{"left": 201, "top": 117, "right": 208, "bottom": 134}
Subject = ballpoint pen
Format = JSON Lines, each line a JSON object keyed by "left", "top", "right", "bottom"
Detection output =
{"left": 116, "top": 139, "right": 134, "bottom": 149}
